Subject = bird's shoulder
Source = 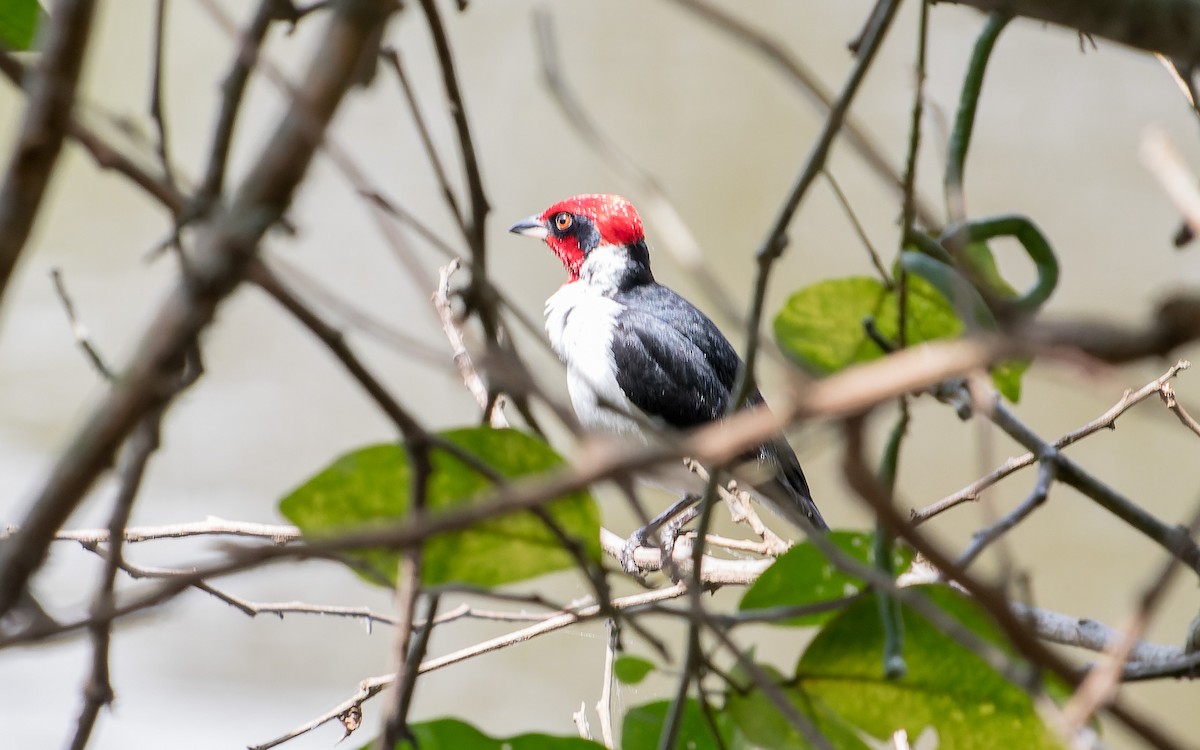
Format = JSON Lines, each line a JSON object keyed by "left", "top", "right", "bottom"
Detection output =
{"left": 612, "top": 283, "right": 742, "bottom": 389}
{"left": 606, "top": 283, "right": 743, "bottom": 428}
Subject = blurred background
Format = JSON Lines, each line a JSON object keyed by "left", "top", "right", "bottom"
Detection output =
{"left": 1, "top": 1, "right": 1199, "bottom": 747}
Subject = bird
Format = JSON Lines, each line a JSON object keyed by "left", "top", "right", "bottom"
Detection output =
{"left": 508, "top": 193, "right": 828, "bottom": 545}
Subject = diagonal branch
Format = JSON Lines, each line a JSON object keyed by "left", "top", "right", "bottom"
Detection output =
{"left": 0, "top": 0, "right": 100, "bottom": 305}
{"left": 0, "top": 0, "right": 398, "bottom": 621}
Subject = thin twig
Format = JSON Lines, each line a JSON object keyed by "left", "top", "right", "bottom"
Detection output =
{"left": 823, "top": 170, "right": 891, "bottom": 286}
{"left": 50, "top": 269, "right": 115, "bottom": 381}
{"left": 596, "top": 620, "right": 618, "bottom": 749}
{"left": 913, "top": 360, "right": 1190, "bottom": 522}
{"left": 989, "top": 398, "right": 1200, "bottom": 574}
{"left": 250, "top": 585, "right": 688, "bottom": 750}
{"left": 1063, "top": 499, "right": 1200, "bottom": 733}
{"left": 958, "top": 457, "right": 1056, "bottom": 568}
{"left": 532, "top": 8, "right": 742, "bottom": 325}
{"left": 435, "top": 258, "right": 508, "bottom": 427}
{"left": 1142, "top": 126, "right": 1200, "bottom": 241}
{"left": 840, "top": 415, "right": 1196, "bottom": 750}
{"left": 0, "top": 0, "right": 100, "bottom": 305}
{"left": 1160, "top": 382, "right": 1200, "bottom": 437}
{"left": 0, "top": 0, "right": 399, "bottom": 622}
{"left": 380, "top": 46, "right": 467, "bottom": 240}
{"left": 68, "top": 415, "right": 163, "bottom": 750}
{"left": 264, "top": 253, "right": 448, "bottom": 366}
{"left": 663, "top": 0, "right": 939, "bottom": 231}
{"left": 194, "top": 0, "right": 279, "bottom": 209}
{"left": 148, "top": 0, "right": 176, "bottom": 191}
{"left": 734, "top": 0, "right": 903, "bottom": 407}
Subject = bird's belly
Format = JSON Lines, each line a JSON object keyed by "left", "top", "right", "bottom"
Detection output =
{"left": 546, "top": 287, "right": 643, "bottom": 437}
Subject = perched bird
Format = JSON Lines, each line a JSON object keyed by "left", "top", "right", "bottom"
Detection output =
{"left": 509, "top": 194, "right": 827, "bottom": 537}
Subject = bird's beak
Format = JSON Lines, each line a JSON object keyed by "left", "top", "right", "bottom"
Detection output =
{"left": 508, "top": 215, "right": 548, "bottom": 239}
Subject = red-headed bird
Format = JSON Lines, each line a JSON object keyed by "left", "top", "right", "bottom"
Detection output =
{"left": 509, "top": 194, "right": 827, "bottom": 538}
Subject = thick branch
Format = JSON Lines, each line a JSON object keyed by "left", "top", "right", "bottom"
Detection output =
{"left": 0, "top": 0, "right": 396, "bottom": 620}
{"left": 0, "top": 0, "right": 99, "bottom": 303}
{"left": 946, "top": 0, "right": 1200, "bottom": 66}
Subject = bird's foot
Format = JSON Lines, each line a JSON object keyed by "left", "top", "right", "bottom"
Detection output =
{"left": 620, "top": 494, "right": 701, "bottom": 577}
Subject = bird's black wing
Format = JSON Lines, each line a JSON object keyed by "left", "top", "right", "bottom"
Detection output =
{"left": 611, "top": 283, "right": 828, "bottom": 530}
{"left": 609, "top": 285, "right": 738, "bottom": 428}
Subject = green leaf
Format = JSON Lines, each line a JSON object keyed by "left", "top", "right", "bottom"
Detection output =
{"left": 991, "top": 357, "right": 1029, "bottom": 402}
{"left": 793, "top": 586, "right": 1062, "bottom": 749}
{"left": 613, "top": 655, "right": 655, "bottom": 685}
{"left": 726, "top": 663, "right": 871, "bottom": 750}
{"left": 279, "top": 427, "right": 600, "bottom": 588}
{"left": 622, "top": 699, "right": 739, "bottom": 750}
{"left": 373, "top": 717, "right": 604, "bottom": 749}
{"left": 739, "top": 532, "right": 912, "bottom": 626}
{"left": 0, "top": 0, "right": 39, "bottom": 51}
{"left": 773, "top": 276, "right": 962, "bottom": 376}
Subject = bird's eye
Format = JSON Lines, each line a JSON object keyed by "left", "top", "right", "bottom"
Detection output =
{"left": 554, "top": 212, "right": 573, "bottom": 231}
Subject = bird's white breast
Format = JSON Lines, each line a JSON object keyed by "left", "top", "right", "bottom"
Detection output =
{"left": 544, "top": 282, "right": 643, "bottom": 437}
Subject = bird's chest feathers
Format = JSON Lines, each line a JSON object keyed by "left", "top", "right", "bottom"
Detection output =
{"left": 544, "top": 283, "right": 641, "bottom": 434}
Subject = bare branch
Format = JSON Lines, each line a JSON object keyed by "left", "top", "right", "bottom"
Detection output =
{"left": 736, "top": 0, "right": 903, "bottom": 401}
{"left": 1160, "top": 382, "right": 1200, "bottom": 438}
{"left": 1063, "top": 500, "right": 1200, "bottom": 732}
{"left": 957, "top": 457, "right": 1056, "bottom": 568}
{"left": 50, "top": 268, "right": 115, "bottom": 381}
{"left": 69, "top": 415, "right": 163, "bottom": 750}
{"left": 944, "top": 0, "right": 1200, "bottom": 66}
{"left": 0, "top": 0, "right": 100, "bottom": 303}
{"left": 250, "top": 585, "right": 687, "bottom": 749}
{"left": 662, "top": 0, "right": 940, "bottom": 231}
{"left": 0, "top": 0, "right": 399, "bottom": 622}
{"left": 914, "top": 360, "right": 1190, "bottom": 522}
{"left": 434, "top": 258, "right": 508, "bottom": 427}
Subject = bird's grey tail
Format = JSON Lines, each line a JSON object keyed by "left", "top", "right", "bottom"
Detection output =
{"left": 756, "top": 438, "right": 829, "bottom": 532}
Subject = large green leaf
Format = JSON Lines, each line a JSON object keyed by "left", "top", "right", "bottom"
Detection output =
{"left": 0, "top": 0, "right": 39, "bottom": 51}
{"left": 773, "top": 276, "right": 962, "bottom": 376}
{"left": 279, "top": 427, "right": 600, "bottom": 588}
{"left": 791, "top": 586, "right": 1062, "bottom": 749}
{"left": 739, "top": 532, "right": 912, "bottom": 627}
{"left": 622, "top": 699, "right": 740, "bottom": 750}
{"left": 373, "top": 718, "right": 603, "bottom": 749}
{"left": 726, "top": 663, "right": 871, "bottom": 750}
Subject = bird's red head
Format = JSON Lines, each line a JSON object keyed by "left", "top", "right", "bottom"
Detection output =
{"left": 509, "top": 194, "right": 645, "bottom": 282}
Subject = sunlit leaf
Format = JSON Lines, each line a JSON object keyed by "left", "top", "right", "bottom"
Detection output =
{"left": 773, "top": 276, "right": 962, "bottom": 376}
{"left": 0, "top": 0, "right": 39, "bottom": 51}
{"left": 792, "top": 586, "right": 1062, "bottom": 749}
{"left": 739, "top": 532, "right": 912, "bottom": 627}
{"left": 279, "top": 427, "right": 600, "bottom": 588}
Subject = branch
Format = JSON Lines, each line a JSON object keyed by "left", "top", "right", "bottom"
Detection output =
{"left": 944, "top": 0, "right": 1200, "bottom": 66}
{"left": 434, "top": 258, "right": 508, "bottom": 427}
{"left": 0, "top": 0, "right": 398, "bottom": 621}
{"left": 736, "top": 0, "right": 903, "bottom": 402}
{"left": 0, "top": 0, "right": 100, "bottom": 303}
{"left": 913, "top": 360, "right": 1190, "bottom": 522}
{"left": 838, "top": 416, "right": 1195, "bottom": 750}
{"left": 250, "top": 585, "right": 687, "bottom": 750}
{"left": 69, "top": 414, "right": 163, "bottom": 750}
{"left": 664, "top": 0, "right": 940, "bottom": 231}
{"left": 989, "top": 398, "right": 1200, "bottom": 574}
